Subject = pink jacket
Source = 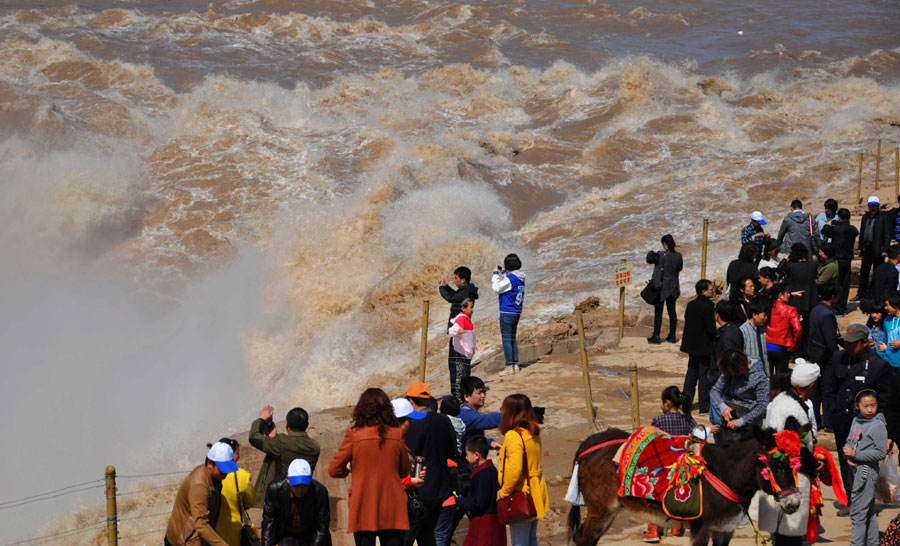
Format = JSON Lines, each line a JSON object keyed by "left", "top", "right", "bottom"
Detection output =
{"left": 449, "top": 313, "right": 476, "bottom": 358}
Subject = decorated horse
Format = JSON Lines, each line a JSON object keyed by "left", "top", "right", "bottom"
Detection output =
{"left": 566, "top": 425, "right": 817, "bottom": 546}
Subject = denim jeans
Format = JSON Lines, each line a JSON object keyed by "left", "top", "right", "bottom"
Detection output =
{"left": 500, "top": 314, "right": 520, "bottom": 367}
{"left": 433, "top": 505, "right": 456, "bottom": 546}
{"left": 509, "top": 519, "right": 538, "bottom": 546}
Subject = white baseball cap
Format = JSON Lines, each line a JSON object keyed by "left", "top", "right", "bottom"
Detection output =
{"left": 391, "top": 398, "right": 426, "bottom": 420}
{"left": 288, "top": 459, "right": 312, "bottom": 486}
{"left": 207, "top": 442, "right": 238, "bottom": 474}
{"left": 750, "top": 211, "right": 766, "bottom": 225}
{"left": 868, "top": 195, "right": 880, "bottom": 205}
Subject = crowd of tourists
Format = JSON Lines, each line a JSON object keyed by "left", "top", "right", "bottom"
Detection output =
{"left": 163, "top": 378, "right": 546, "bottom": 546}
{"left": 162, "top": 197, "right": 900, "bottom": 546}
{"left": 164, "top": 253, "right": 550, "bottom": 546}
{"left": 642, "top": 197, "right": 900, "bottom": 545}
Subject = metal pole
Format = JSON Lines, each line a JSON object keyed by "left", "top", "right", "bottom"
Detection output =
{"left": 875, "top": 140, "right": 882, "bottom": 190}
{"left": 629, "top": 362, "right": 640, "bottom": 431}
{"left": 575, "top": 309, "right": 595, "bottom": 424}
{"left": 618, "top": 258, "right": 626, "bottom": 344}
{"left": 418, "top": 300, "right": 429, "bottom": 382}
{"left": 857, "top": 152, "right": 864, "bottom": 204}
{"left": 105, "top": 466, "right": 117, "bottom": 546}
{"left": 701, "top": 218, "right": 709, "bottom": 280}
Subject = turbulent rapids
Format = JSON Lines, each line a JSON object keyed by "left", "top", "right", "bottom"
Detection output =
{"left": 0, "top": 0, "right": 898, "bottom": 539}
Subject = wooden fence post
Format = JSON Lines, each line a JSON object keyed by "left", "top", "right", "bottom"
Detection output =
{"left": 894, "top": 148, "right": 900, "bottom": 200}
{"left": 629, "top": 362, "right": 640, "bottom": 431}
{"left": 105, "top": 466, "right": 117, "bottom": 546}
{"left": 576, "top": 309, "right": 595, "bottom": 424}
{"left": 701, "top": 218, "right": 709, "bottom": 280}
{"left": 857, "top": 152, "right": 864, "bottom": 204}
{"left": 875, "top": 140, "right": 882, "bottom": 190}
{"left": 419, "top": 300, "right": 429, "bottom": 382}
{"left": 618, "top": 258, "right": 626, "bottom": 344}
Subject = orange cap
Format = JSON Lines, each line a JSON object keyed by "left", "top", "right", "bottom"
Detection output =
{"left": 406, "top": 381, "right": 431, "bottom": 398}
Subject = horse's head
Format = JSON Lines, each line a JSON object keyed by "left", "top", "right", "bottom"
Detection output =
{"left": 753, "top": 426, "right": 816, "bottom": 514}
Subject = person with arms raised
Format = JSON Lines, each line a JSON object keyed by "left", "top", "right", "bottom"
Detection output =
{"left": 250, "top": 405, "right": 321, "bottom": 508}
{"left": 493, "top": 254, "right": 526, "bottom": 376}
{"left": 646, "top": 234, "right": 683, "bottom": 344}
{"left": 439, "top": 266, "right": 479, "bottom": 400}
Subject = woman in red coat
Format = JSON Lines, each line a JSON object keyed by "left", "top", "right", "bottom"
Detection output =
{"left": 328, "top": 388, "right": 410, "bottom": 546}
{"left": 767, "top": 283, "right": 802, "bottom": 377}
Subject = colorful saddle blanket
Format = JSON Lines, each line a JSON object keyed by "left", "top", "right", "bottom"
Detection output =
{"left": 616, "top": 426, "right": 702, "bottom": 502}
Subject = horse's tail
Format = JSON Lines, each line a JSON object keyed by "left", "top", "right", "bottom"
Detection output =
{"left": 567, "top": 504, "right": 581, "bottom": 543}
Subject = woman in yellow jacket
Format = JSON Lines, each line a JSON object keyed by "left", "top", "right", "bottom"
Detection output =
{"left": 213, "top": 438, "right": 256, "bottom": 546}
{"left": 497, "top": 394, "right": 549, "bottom": 546}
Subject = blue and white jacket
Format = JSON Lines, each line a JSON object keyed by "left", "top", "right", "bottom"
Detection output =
{"left": 492, "top": 270, "right": 525, "bottom": 316}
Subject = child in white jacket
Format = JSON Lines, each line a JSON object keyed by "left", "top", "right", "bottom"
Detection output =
{"left": 448, "top": 298, "right": 476, "bottom": 402}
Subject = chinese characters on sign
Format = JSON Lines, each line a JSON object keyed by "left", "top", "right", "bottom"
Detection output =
{"left": 614, "top": 262, "right": 632, "bottom": 287}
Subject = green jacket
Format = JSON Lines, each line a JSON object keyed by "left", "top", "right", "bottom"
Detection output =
{"left": 249, "top": 418, "right": 321, "bottom": 508}
{"left": 816, "top": 258, "right": 838, "bottom": 287}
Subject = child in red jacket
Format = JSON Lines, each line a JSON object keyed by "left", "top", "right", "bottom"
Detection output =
{"left": 454, "top": 436, "right": 505, "bottom": 546}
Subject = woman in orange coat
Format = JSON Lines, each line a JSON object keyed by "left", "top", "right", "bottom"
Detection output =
{"left": 328, "top": 388, "right": 409, "bottom": 546}
{"left": 767, "top": 283, "right": 802, "bottom": 377}
{"left": 497, "top": 394, "right": 549, "bottom": 546}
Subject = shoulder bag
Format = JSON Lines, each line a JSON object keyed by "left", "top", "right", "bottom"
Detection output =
{"left": 234, "top": 472, "right": 261, "bottom": 546}
{"left": 641, "top": 251, "right": 664, "bottom": 304}
{"left": 497, "top": 430, "right": 538, "bottom": 525}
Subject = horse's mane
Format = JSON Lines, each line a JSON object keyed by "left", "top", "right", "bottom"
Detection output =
{"left": 572, "top": 427, "right": 630, "bottom": 463}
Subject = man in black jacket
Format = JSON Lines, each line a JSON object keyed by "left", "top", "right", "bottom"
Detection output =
{"left": 404, "top": 382, "right": 456, "bottom": 546}
{"left": 680, "top": 280, "right": 717, "bottom": 414}
{"left": 439, "top": 266, "right": 479, "bottom": 400}
{"left": 709, "top": 300, "right": 744, "bottom": 392}
{"left": 262, "top": 459, "right": 331, "bottom": 546}
{"left": 821, "top": 324, "right": 896, "bottom": 513}
{"left": 868, "top": 244, "right": 900, "bottom": 308}
{"left": 856, "top": 196, "right": 891, "bottom": 300}
{"left": 822, "top": 208, "right": 859, "bottom": 315}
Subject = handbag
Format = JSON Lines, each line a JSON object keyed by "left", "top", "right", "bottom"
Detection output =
{"left": 234, "top": 472, "right": 261, "bottom": 546}
{"left": 640, "top": 281, "right": 661, "bottom": 305}
{"left": 497, "top": 430, "right": 538, "bottom": 525}
{"left": 641, "top": 251, "right": 666, "bottom": 305}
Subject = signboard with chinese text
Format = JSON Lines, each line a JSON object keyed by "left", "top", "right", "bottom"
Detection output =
{"left": 614, "top": 262, "right": 632, "bottom": 287}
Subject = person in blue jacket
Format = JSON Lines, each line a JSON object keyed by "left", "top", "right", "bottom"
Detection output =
{"left": 459, "top": 376, "right": 502, "bottom": 449}
{"left": 493, "top": 253, "right": 525, "bottom": 376}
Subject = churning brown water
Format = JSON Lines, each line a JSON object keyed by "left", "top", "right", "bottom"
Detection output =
{"left": 0, "top": 0, "right": 897, "bottom": 538}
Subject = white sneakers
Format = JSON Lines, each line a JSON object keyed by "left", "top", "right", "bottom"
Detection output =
{"left": 499, "top": 365, "right": 520, "bottom": 376}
